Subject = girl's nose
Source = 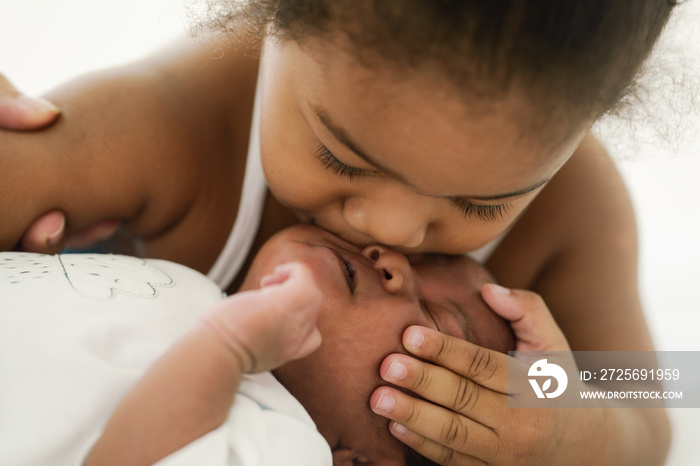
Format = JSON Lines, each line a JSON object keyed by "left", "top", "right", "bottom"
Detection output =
{"left": 342, "top": 190, "right": 430, "bottom": 249}
{"left": 361, "top": 245, "right": 415, "bottom": 295}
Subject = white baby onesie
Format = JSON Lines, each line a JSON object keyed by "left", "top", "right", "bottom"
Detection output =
{"left": 0, "top": 252, "right": 330, "bottom": 466}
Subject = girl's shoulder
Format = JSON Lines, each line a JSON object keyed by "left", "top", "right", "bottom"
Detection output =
{"left": 128, "top": 43, "right": 262, "bottom": 273}
{"left": 488, "top": 132, "right": 636, "bottom": 288}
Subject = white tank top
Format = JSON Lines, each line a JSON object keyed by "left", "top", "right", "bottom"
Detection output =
{"left": 467, "top": 231, "right": 507, "bottom": 264}
{"left": 206, "top": 74, "right": 268, "bottom": 290}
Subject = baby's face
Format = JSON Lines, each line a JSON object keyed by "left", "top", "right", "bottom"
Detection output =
{"left": 259, "top": 36, "right": 589, "bottom": 255}
{"left": 241, "top": 225, "right": 514, "bottom": 463}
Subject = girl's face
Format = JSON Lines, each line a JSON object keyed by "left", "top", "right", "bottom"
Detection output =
{"left": 260, "top": 37, "right": 588, "bottom": 254}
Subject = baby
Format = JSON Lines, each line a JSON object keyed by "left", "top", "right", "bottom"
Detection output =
{"left": 0, "top": 225, "right": 533, "bottom": 466}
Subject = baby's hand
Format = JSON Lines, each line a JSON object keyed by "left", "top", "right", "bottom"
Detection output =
{"left": 201, "top": 262, "right": 323, "bottom": 373}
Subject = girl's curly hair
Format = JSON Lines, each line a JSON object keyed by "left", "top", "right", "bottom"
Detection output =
{"left": 192, "top": 0, "right": 677, "bottom": 129}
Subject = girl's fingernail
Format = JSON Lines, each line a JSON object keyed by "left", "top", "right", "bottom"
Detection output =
{"left": 384, "top": 361, "right": 406, "bottom": 381}
{"left": 374, "top": 393, "right": 395, "bottom": 413}
{"left": 405, "top": 327, "right": 424, "bottom": 349}
{"left": 16, "top": 94, "right": 59, "bottom": 115}
{"left": 489, "top": 283, "right": 511, "bottom": 295}
{"left": 391, "top": 422, "right": 408, "bottom": 435}
{"left": 47, "top": 216, "right": 66, "bottom": 246}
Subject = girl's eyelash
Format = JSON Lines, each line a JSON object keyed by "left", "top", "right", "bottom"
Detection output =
{"left": 451, "top": 198, "right": 511, "bottom": 221}
{"left": 315, "top": 144, "right": 368, "bottom": 181}
{"left": 315, "top": 144, "right": 509, "bottom": 221}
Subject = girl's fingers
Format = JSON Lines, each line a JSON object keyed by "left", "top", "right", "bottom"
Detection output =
{"left": 379, "top": 353, "right": 507, "bottom": 428}
{"left": 389, "top": 422, "right": 487, "bottom": 466}
{"left": 370, "top": 386, "right": 499, "bottom": 463}
{"left": 402, "top": 325, "right": 510, "bottom": 393}
{"left": 481, "top": 284, "right": 571, "bottom": 352}
{"left": 19, "top": 210, "right": 66, "bottom": 254}
{"left": 20, "top": 211, "right": 120, "bottom": 254}
{"left": 63, "top": 219, "right": 121, "bottom": 250}
{"left": 0, "top": 75, "right": 59, "bottom": 130}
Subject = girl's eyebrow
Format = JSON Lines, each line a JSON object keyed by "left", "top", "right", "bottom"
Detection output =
{"left": 313, "top": 105, "right": 396, "bottom": 174}
{"left": 313, "top": 105, "right": 552, "bottom": 201}
{"left": 466, "top": 177, "right": 552, "bottom": 201}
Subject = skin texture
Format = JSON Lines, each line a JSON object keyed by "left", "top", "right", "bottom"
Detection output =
{"left": 0, "top": 28, "right": 669, "bottom": 465}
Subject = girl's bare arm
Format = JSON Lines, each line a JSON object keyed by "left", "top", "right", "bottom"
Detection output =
{"left": 0, "top": 39, "right": 256, "bottom": 252}
{"left": 489, "top": 132, "right": 670, "bottom": 464}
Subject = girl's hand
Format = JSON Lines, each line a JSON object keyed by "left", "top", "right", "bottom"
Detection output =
{"left": 0, "top": 76, "right": 108, "bottom": 254}
{"left": 370, "top": 285, "right": 603, "bottom": 465}
{"left": 19, "top": 211, "right": 120, "bottom": 254}
{"left": 0, "top": 76, "right": 120, "bottom": 254}
{"left": 201, "top": 262, "right": 323, "bottom": 373}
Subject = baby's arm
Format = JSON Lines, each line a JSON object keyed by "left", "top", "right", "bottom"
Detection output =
{"left": 0, "top": 39, "right": 254, "bottom": 252}
{"left": 84, "top": 263, "right": 322, "bottom": 466}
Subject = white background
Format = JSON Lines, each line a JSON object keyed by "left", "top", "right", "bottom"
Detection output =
{"left": 1, "top": 1, "right": 698, "bottom": 464}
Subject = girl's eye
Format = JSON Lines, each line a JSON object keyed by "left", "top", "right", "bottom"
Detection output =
{"left": 451, "top": 198, "right": 511, "bottom": 222}
{"left": 315, "top": 144, "right": 368, "bottom": 181}
{"left": 315, "top": 143, "right": 510, "bottom": 222}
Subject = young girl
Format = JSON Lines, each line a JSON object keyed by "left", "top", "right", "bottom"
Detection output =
{"left": 0, "top": 1, "right": 679, "bottom": 464}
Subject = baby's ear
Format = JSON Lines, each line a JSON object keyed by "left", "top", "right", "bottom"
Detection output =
{"left": 332, "top": 448, "right": 356, "bottom": 466}
{"left": 332, "top": 448, "right": 403, "bottom": 465}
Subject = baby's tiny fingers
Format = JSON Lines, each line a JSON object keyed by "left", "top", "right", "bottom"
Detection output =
{"left": 260, "top": 262, "right": 322, "bottom": 308}
{"left": 260, "top": 265, "right": 292, "bottom": 288}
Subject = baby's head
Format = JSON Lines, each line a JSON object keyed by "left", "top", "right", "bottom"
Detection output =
{"left": 205, "top": 1, "right": 675, "bottom": 254}
{"left": 241, "top": 225, "right": 514, "bottom": 465}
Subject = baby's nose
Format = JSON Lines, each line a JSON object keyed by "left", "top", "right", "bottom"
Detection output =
{"left": 361, "top": 245, "right": 415, "bottom": 295}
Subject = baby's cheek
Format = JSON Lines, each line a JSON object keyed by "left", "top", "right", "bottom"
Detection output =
{"left": 474, "top": 307, "right": 516, "bottom": 353}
